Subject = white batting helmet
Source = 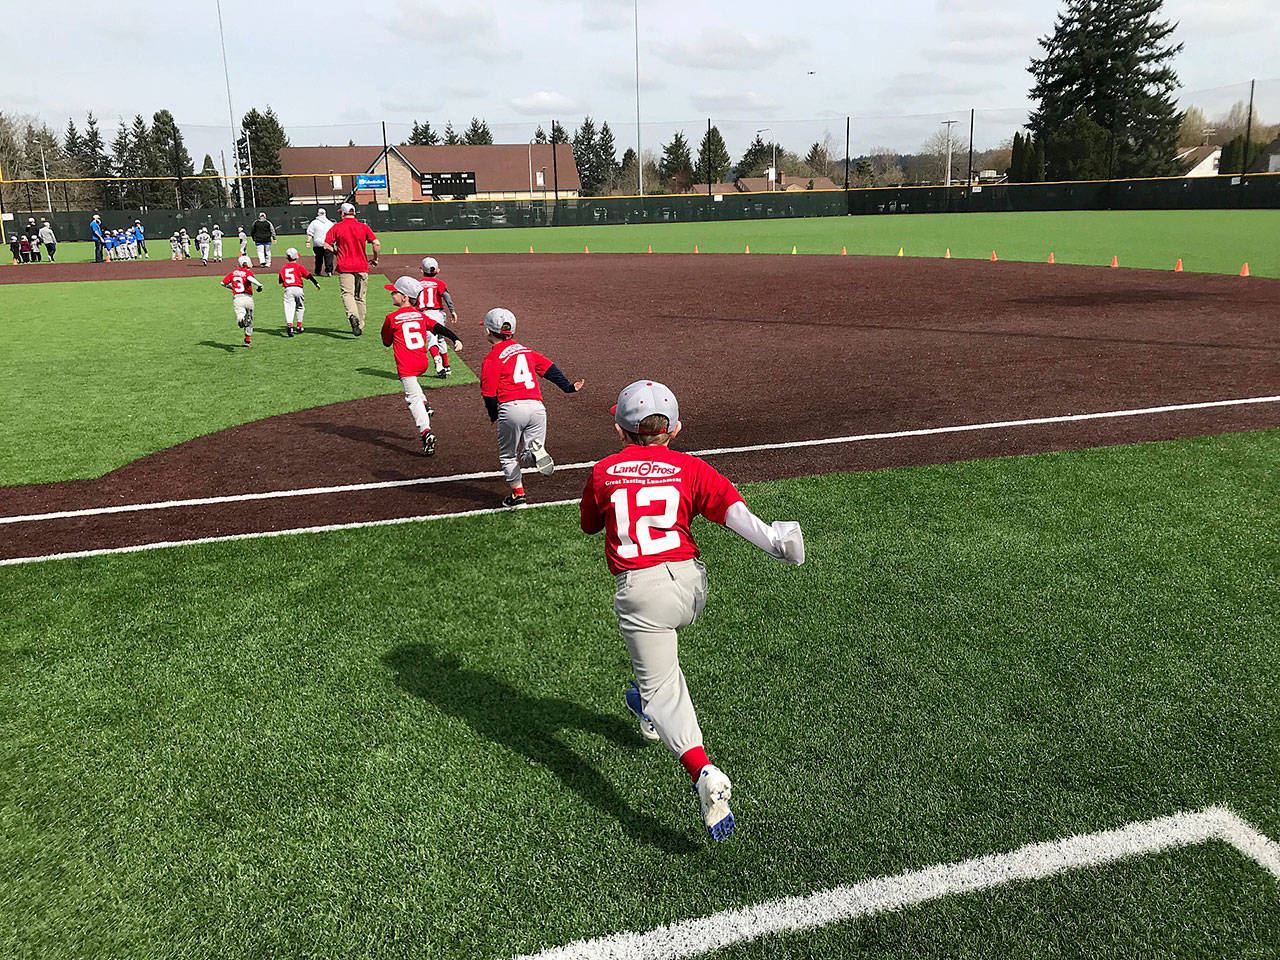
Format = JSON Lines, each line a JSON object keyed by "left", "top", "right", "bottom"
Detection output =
{"left": 420, "top": 257, "right": 439, "bottom": 276}
{"left": 286, "top": 247, "right": 299, "bottom": 261}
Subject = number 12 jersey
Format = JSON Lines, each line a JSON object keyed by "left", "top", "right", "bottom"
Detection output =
{"left": 580, "top": 444, "right": 745, "bottom": 574}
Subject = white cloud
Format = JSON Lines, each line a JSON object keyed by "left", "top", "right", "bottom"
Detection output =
{"left": 394, "top": 0, "right": 515, "bottom": 58}
{"left": 690, "top": 91, "right": 781, "bottom": 114}
{"left": 509, "top": 91, "right": 582, "bottom": 115}
{"left": 656, "top": 29, "right": 806, "bottom": 70}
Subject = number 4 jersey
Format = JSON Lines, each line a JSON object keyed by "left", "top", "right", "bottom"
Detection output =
{"left": 481, "top": 340, "right": 554, "bottom": 403}
{"left": 580, "top": 444, "right": 745, "bottom": 574}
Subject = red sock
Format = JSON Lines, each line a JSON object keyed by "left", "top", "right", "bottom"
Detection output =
{"left": 513, "top": 484, "right": 525, "bottom": 496}
{"left": 441, "top": 355, "right": 450, "bottom": 368}
{"left": 429, "top": 345, "right": 440, "bottom": 360}
{"left": 679, "top": 746, "right": 711, "bottom": 782}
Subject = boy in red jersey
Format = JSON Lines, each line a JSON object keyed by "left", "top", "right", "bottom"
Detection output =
{"left": 417, "top": 257, "right": 457, "bottom": 378}
{"left": 580, "top": 380, "right": 805, "bottom": 841}
{"left": 381, "top": 277, "right": 464, "bottom": 456}
{"left": 479, "top": 307, "right": 584, "bottom": 508}
{"left": 277, "top": 247, "right": 320, "bottom": 337}
{"left": 221, "top": 255, "right": 264, "bottom": 346}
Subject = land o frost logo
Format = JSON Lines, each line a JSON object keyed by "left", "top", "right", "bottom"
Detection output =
{"left": 606, "top": 460, "right": 682, "bottom": 479}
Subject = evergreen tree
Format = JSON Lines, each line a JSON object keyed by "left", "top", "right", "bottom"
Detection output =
{"left": 443, "top": 122, "right": 461, "bottom": 145}
{"left": 735, "top": 134, "right": 773, "bottom": 180}
{"left": 1028, "top": 0, "right": 1183, "bottom": 179}
{"left": 549, "top": 120, "right": 569, "bottom": 144}
{"left": 1030, "top": 136, "right": 1046, "bottom": 181}
{"left": 534, "top": 125, "right": 548, "bottom": 144}
{"left": 109, "top": 119, "right": 135, "bottom": 207}
{"left": 78, "top": 113, "right": 110, "bottom": 207}
{"left": 571, "top": 116, "right": 602, "bottom": 195}
{"left": 463, "top": 117, "right": 493, "bottom": 145}
{"left": 408, "top": 120, "right": 440, "bottom": 146}
{"left": 192, "top": 154, "right": 228, "bottom": 208}
{"left": 694, "top": 126, "right": 732, "bottom": 184}
{"left": 1008, "top": 132, "right": 1025, "bottom": 181}
{"left": 1043, "top": 109, "right": 1111, "bottom": 180}
{"left": 803, "top": 141, "right": 828, "bottom": 177}
{"left": 236, "top": 106, "right": 291, "bottom": 206}
{"left": 658, "top": 131, "right": 694, "bottom": 191}
{"left": 152, "top": 110, "right": 196, "bottom": 208}
{"left": 597, "top": 122, "right": 619, "bottom": 188}
{"left": 63, "top": 119, "right": 83, "bottom": 169}
{"left": 129, "top": 114, "right": 161, "bottom": 206}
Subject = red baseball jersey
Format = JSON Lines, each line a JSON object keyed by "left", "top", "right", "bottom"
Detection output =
{"left": 480, "top": 340, "right": 553, "bottom": 403}
{"left": 381, "top": 306, "right": 444, "bottom": 377}
{"left": 580, "top": 445, "right": 744, "bottom": 574}
{"left": 324, "top": 218, "right": 377, "bottom": 273}
{"left": 416, "top": 276, "right": 449, "bottom": 313}
{"left": 222, "top": 267, "right": 256, "bottom": 295}
{"left": 278, "top": 263, "right": 311, "bottom": 288}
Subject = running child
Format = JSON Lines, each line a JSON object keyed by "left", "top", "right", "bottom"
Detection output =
{"left": 221, "top": 255, "right": 263, "bottom": 346}
{"left": 417, "top": 256, "right": 458, "bottom": 378}
{"left": 197, "top": 226, "right": 211, "bottom": 265}
{"left": 380, "top": 276, "right": 465, "bottom": 456}
{"left": 478, "top": 307, "right": 584, "bottom": 507}
{"left": 278, "top": 248, "right": 320, "bottom": 337}
{"left": 580, "top": 379, "right": 806, "bottom": 841}
{"left": 211, "top": 225, "right": 224, "bottom": 262}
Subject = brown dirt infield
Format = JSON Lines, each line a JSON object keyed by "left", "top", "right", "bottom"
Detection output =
{"left": 3, "top": 253, "right": 1278, "bottom": 562}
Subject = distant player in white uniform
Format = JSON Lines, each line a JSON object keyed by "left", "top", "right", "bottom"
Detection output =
{"left": 169, "top": 233, "right": 181, "bottom": 261}
{"left": 211, "top": 225, "right": 224, "bottom": 262}
{"left": 416, "top": 257, "right": 458, "bottom": 378}
{"left": 237, "top": 227, "right": 248, "bottom": 257}
{"left": 278, "top": 248, "right": 320, "bottom": 337}
{"left": 221, "top": 255, "right": 263, "bottom": 346}
{"left": 580, "top": 380, "right": 806, "bottom": 841}
{"left": 196, "top": 226, "right": 211, "bottom": 265}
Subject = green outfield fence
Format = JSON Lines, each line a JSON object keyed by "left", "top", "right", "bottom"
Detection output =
{"left": 5, "top": 173, "right": 1280, "bottom": 242}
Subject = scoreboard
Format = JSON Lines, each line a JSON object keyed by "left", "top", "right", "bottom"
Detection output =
{"left": 421, "top": 172, "right": 478, "bottom": 198}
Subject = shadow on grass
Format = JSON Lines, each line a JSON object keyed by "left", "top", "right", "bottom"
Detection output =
{"left": 357, "top": 366, "right": 401, "bottom": 381}
{"left": 303, "top": 325, "right": 359, "bottom": 340}
{"left": 383, "top": 644, "right": 696, "bottom": 854}
{"left": 197, "top": 339, "right": 242, "bottom": 354}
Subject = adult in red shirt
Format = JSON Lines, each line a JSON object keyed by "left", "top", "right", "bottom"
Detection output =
{"left": 323, "top": 201, "right": 380, "bottom": 336}
{"left": 381, "top": 276, "right": 464, "bottom": 456}
{"left": 479, "top": 307, "right": 584, "bottom": 508}
{"left": 580, "top": 379, "right": 805, "bottom": 842}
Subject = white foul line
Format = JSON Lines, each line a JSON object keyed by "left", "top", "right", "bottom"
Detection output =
{"left": 4, "top": 393, "right": 1279, "bottom": 528}
{"left": 516, "top": 806, "right": 1280, "bottom": 960}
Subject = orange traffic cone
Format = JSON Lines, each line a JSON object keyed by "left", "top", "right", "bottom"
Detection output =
{"left": 744, "top": 244, "right": 750, "bottom": 254}
{"left": 1174, "top": 258, "right": 1183, "bottom": 272}
{"left": 464, "top": 244, "right": 470, "bottom": 254}
{"left": 990, "top": 250, "right": 998, "bottom": 262}
{"left": 647, "top": 244, "right": 652, "bottom": 254}
{"left": 529, "top": 245, "right": 534, "bottom": 253}
{"left": 1240, "top": 262, "right": 1250, "bottom": 277}
{"left": 1047, "top": 252, "right": 1055, "bottom": 264}
{"left": 944, "top": 248, "right": 951, "bottom": 259}
{"left": 840, "top": 245, "right": 847, "bottom": 255}
{"left": 584, "top": 245, "right": 590, "bottom": 253}
{"left": 1110, "top": 255, "right": 1118, "bottom": 268}
{"left": 694, "top": 244, "right": 699, "bottom": 254}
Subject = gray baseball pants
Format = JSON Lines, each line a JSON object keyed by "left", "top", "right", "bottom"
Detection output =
{"left": 283, "top": 286, "right": 306, "bottom": 326}
{"left": 614, "top": 559, "right": 708, "bottom": 758}
{"left": 496, "top": 399, "right": 547, "bottom": 487}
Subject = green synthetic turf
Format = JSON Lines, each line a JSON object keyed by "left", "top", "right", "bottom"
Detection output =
{"left": 2, "top": 430, "right": 1276, "bottom": 959}
{"left": 32, "top": 208, "right": 1280, "bottom": 276}
{"left": 0, "top": 277, "right": 475, "bottom": 485}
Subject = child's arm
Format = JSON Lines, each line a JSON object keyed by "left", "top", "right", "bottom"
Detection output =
{"left": 723, "top": 502, "right": 805, "bottom": 565}
{"left": 579, "top": 475, "right": 604, "bottom": 534}
{"left": 537, "top": 353, "right": 584, "bottom": 393}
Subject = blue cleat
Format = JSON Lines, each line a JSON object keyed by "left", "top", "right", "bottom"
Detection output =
{"left": 624, "top": 681, "right": 660, "bottom": 742}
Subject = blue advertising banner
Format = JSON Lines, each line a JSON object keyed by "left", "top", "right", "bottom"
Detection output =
{"left": 356, "top": 174, "right": 388, "bottom": 190}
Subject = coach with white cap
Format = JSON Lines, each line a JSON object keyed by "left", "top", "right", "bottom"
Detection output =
{"left": 306, "top": 207, "right": 334, "bottom": 276}
{"left": 324, "top": 202, "right": 380, "bottom": 336}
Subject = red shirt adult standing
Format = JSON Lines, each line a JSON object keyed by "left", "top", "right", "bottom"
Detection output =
{"left": 323, "top": 202, "right": 380, "bottom": 336}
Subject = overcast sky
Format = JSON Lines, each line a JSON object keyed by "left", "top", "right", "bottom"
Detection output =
{"left": 4, "top": 0, "right": 1277, "bottom": 164}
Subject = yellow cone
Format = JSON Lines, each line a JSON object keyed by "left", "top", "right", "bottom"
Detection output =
{"left": 897, "top": 247, "right": 904, "bottom": 257}
{"left": 791, "top": 245, "right": 797, "bottom": 255}
{"left": 392, "top": 247, "right": 398, "bottom": 254}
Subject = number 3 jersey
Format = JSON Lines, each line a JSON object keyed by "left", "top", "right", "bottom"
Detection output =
{"left": 381, "top": 306, "right": 446, "bottom": 377}
{"left": 580, "top": 444, "right": 745, "bottom": 574}
{"left": 480, "top": 340, "right": 554, "bottom": 403}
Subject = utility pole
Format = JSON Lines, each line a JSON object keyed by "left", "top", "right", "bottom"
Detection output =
{"left": 757, "top": 128, "right": 774, "bottom": 189}
{"left": 942, "top": 120, "right": 958, "bottom": 187}
{"left": 215, "top": 0, "right": 244, "bottom": 208}
{"left": 39, "top": 139, "right": 53, "bottom": 212}
{"left": 1241, "top": 79, "right": 1256, "bottom": 176}
{"left": 633, "top": 0, "right": 643, "bottom": 196}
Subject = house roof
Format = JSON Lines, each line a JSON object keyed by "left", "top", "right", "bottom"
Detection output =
{"left": 278, "top": 144, "right": 581, "bottom": 194}
{"left": 734, "top": 174, "right": 841, "bottom": 193}
{"left": 1176, "top": 145, "right": 1219, "bottom": 175}
{"left": 1251, "top": 134, "right": 1280, "bottom": 173}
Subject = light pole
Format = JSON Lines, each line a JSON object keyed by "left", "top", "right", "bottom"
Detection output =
{"left": 215, "top": 0, "right": 244, "bottom": 207}
{"left": 633, "top": 0, "right": 643, "bottom": 196}
{"left": 942, "top": 120, "right": 958, "bottom": 187}
{"left": 757, "top": 128, "right": 775, "bottom": 190}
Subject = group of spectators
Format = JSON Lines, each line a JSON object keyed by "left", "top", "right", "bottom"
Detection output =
{"left": 8, "top": 217, "right": 58, "bottom": 264}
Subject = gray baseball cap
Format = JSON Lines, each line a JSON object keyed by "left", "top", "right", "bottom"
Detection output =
{"left": 482, "top": 307, "right": 516, "bottom": 334}
{"left": 421, "top": 256, "right": 439, "bottom": 275}
{"left": 385, "top": 276, "right": 423, "bottom": 299}
{"left": 612, "top": 380, "right": 679, "bottom": 434}
{"left": 340, "top": 202, "right": 355, "bottom": 215}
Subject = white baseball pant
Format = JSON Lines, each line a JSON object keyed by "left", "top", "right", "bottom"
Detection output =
{"left": 232, "top": 293, "right": 255, "bottom": 334}
{"left": 424, "top": 309, "right": 450, "bottom": 366}
{"left": 198, "top": 242, "right": 210, "bottom": 262}
{"left": 401, "top": 376, "right": 432, "bottom": 434}
{"left": 614, "top": 559, "right": 708, "bottom": 758}
{"left": 496, "top": 399, "right": 547, "bottom": 487}
{"left": 212, "top": 239, "right": 223, "bottom": 260}
{"left": 256, "top": 242, "right": 271, "bottom": 267}
{"left": 283, "top": 287, "right": 305, "bottom": 326}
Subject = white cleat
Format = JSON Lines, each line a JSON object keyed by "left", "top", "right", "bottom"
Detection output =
{"left": 696, "top": 764, "right": 735, "bottom": 841}
{"left": 528, "top": 440, "right": 555, "bottom": 476}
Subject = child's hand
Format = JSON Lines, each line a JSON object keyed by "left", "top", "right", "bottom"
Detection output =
{"left": 573, "top": 379, "right": 586, "bottom": 392}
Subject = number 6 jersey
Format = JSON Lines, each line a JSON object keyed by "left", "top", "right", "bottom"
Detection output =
{"left": 382, "top": 306, "right": 446, "bottom": 377}
{"left": 580, "top": 444, "right": 745, "bottom": 574}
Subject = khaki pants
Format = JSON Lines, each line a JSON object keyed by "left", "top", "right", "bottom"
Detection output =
{"left": 339, "top": 272, "right": 368, "bottom": 330}
{"left": 614, "top": 559, "right": 708, "bottom": 758}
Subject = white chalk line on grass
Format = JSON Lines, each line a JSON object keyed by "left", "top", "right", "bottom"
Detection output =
{"left": 4, "top": 393, "right": 1280, "bottom": 528}
{"left": 516, "top": 806, "right": 1280, "bottom": 960}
